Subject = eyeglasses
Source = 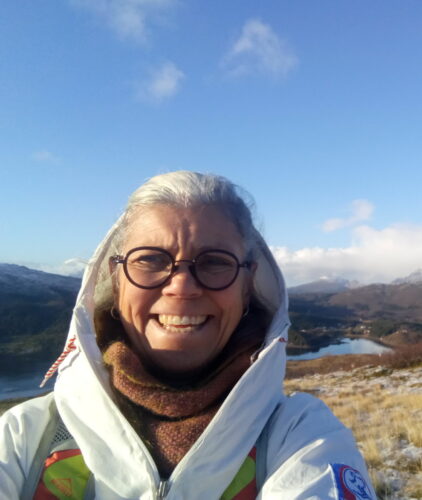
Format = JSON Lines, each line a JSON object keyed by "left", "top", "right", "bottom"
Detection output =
{"left": 110, "top": 247, "right": 252, "bottom": 291}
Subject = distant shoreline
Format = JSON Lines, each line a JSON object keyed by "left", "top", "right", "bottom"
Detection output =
{"left": 345, "top": 333, "right": 393, "bottom": 348}
{"left": 0, "top": 392, "right": 51, "bottom": 416}
{"left": 287, "top": 334, "right": 394, "bottom": 356}
{"left": 0, "top": 396, "right": 29, "bottom": 416}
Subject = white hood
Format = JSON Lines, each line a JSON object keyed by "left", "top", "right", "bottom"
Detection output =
{"left": 53, "top": 218, "right": 291, "bottom": 499}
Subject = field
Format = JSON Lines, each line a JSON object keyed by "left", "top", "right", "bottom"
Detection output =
{"left": 285, "top": 344, "right": 422, "bottom": 499}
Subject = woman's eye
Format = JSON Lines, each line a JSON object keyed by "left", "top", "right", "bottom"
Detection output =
{"left": 131, "top": 254, "right": 169, "bottom": 271}
{"left": 198, "top": 256, "right": 235, "bottom": 272}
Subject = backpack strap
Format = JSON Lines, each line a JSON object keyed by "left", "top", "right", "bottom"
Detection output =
{"left": 220, "top": 403, "right": 280, "bottom": 499}
{"left": 21, "top": 396, "right": 95, "bottom": 500}
{"left": 21, "top": 395, "right": 60, "bottom": 500}
{"left": 255, "top": 403, "right": 279, "bottom": 493}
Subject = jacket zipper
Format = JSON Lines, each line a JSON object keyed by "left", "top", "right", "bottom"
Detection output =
{"left": 157, "top": 479, "right": 170, "bottom": 499}
{"left": 152, "top": 329, "right": 289, "bottom": 499}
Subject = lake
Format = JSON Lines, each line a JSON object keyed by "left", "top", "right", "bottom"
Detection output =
{"left": 287, "top": 337, "right": 392, "bottom": 361}
{"left": 0, "top": 370, "right": 55, "bottom": 401}
{"left": 0, "top": 338, "right": 392, "bottom": 400}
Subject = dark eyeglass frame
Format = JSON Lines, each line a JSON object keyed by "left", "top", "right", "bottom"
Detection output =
{"left": 110, "top": 246, "right": 253, "bottom": 291}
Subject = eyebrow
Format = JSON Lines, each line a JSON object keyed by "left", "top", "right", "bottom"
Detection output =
{"left": 125, "top": 244, "right": 243, "bottom": 257}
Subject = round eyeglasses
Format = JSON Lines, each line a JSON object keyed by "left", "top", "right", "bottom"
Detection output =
{"left": 110, "top": 247, "right": 252, "bottom": 291}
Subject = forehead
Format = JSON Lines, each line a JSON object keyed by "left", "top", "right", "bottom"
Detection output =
{"left": 123, "top": 204, "right": 245, "bottom": 255}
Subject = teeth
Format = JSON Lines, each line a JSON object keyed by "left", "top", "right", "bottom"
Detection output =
{"left": 158, "top": 314, "right": 207, "bottom": 327}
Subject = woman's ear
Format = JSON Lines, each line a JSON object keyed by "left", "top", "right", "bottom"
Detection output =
{"left": 109, "top": 256, "right": 119, "bottom": 299}
{"left": 108, "top": 255, "right": 117, "bottom": 275}
{"left": 242, "top": 261, "right": 257, "bottom": 304}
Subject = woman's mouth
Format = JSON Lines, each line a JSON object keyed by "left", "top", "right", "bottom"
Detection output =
{"left": 157, "top": 314, "right": 209, "bottom": 332}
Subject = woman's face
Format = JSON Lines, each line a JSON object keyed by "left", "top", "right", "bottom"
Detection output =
{"left": 114, "top": 204, "right": 253, "bottom": 375}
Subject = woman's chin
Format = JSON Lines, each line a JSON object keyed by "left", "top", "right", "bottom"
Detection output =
{"left": 143, "top": 351, "right": 213, "bottom": 384}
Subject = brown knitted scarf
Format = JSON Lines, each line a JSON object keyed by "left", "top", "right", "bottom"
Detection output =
{"left": 103, "top": 331, "right": 263, "bottom": 478}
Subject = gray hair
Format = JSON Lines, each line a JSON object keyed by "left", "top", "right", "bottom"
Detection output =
{"left": 113, "top": 170, "right": 258, "bottom": 258}
{"left": 95, "top": 171, "right": 260, "bottom": 312}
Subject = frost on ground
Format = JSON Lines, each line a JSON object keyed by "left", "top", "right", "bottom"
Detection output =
{"left": 285, "top": 365, "right": 422, "bottom": 500}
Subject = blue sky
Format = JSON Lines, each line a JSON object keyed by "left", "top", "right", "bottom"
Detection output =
{"left": 1, "top": 0, "right": 422, "bottom": 285}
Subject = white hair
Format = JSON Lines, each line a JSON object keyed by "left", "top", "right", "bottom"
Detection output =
{"left": 114, "top": 171, "right": 258, "bottom": 257}
{"left": 95, "top": 171, "right": 262, "bottom": 314}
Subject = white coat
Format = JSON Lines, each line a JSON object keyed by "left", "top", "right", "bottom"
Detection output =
{"left": 0, "top": 219, "right": 376, "bottom": 500}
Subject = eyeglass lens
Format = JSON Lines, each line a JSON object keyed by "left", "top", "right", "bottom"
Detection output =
{"left": 124, "top": 248, "right": 239, "bottom": 289}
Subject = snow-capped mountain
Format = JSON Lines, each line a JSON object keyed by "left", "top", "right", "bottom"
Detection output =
{"left": 0, "top": 263, "right": 81, "bottom": 297}
{"left": 288, "top": 277, "right": 361, "bottom": 295}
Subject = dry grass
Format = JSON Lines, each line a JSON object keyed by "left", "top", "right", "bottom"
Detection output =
{"left": 285, "top": 363, "right": 422, "bottom": 499}
{"left": 324, "top": 392, "right": 422, "bottom": 456}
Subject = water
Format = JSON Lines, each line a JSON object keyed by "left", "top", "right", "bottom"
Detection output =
{"left": 0, "top": 371, "right": 55, "bottom": 401}
{"left": 287, "top": 337, "right": 392, "bottom": 361}
{"left": 0, "top": 338, "right": 391, "bottom": 399}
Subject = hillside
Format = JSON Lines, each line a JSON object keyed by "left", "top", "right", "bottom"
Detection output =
{"left": 328, "top": 283, "right": 422, "bottom": 321}
{"left": 285, "top": 353, "right": 422, "bottom": 500}
{"left": 0, "top": 264, "right": 80, "bottom": 374}
{"left": 1, "top": 264, "right": 422, "bottom": 377}
{"left": 290, "top": 281, "right": 422, "bottom": 322}
{"left": 288, "top": 280, "right": 422, "bottom": 350}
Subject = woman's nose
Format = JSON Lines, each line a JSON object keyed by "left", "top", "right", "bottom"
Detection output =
{"left": 162, "top": 263, "right": 202, "bottom": 297}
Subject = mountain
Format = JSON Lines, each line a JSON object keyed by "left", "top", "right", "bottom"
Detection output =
{"left": 288, "top": 277, "right": 360, "bottom": 295}
{"left": 1, "top": 263, "right": 422, "bottom": 378}
{"left": 327, "top": 282, "right": 422, "bottom": 319}
{"left": 0, "top": 263, "right": 81, "bottom": 296}
{"left": 392, "top": 269, "right": 422, "bottom": 285}
{"left": 289, "top": 280, "right": 422, "bottom": 347}
{"left": 288, "top": 271, "right": 422, "bottom": 339}
{"left": 0, "top": 264, "right": 80, "bottom": 374}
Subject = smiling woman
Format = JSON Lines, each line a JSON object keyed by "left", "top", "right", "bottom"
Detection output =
{"left": 110, "top": 205, "right": 252, "bottom": 377}
{"left": 0, "top": 171, "right": 376, "bottom": 499}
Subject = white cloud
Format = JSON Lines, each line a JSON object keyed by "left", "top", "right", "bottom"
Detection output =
{"left": 69, "top": 0, "right": 176, "bottom": 42}
{"left": 322, "top": 199, "right": 374, "bottom": 232}
{"left": 37, "top": 258, "right": 88, "bottom": 277}
{"left": 31, "top": 150, "right": 61, "bottom": 164}
{"left": 222, "top": 19, "right": 298, "bottom": 78}
{"left": 9, "top": 258, "right": 88, "bottom": 278}
{"left": 272, "top": 223, "right": 422, "bottom": 286}
{"left": 61, "top": 258, "right": 88, "bottom": 277}
{"left": 136, "top": 61, "right": 185, "bottom": 102}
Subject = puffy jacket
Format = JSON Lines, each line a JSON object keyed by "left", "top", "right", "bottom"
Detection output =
{"left": 0, "top": 219, "right": 376, "bottom": 499}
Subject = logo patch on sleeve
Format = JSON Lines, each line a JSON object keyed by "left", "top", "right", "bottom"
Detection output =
{"left": 331, "top": 464, "right": 373, "bottom": 500}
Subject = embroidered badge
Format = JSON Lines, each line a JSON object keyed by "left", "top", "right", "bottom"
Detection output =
{"left": 331, "top": 464, "right": 373, "bottom": 500}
